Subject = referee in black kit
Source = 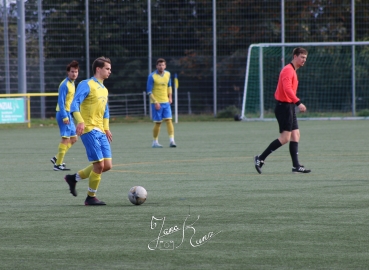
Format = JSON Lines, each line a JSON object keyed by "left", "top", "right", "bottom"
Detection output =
{"left": 254, "top": 47, "right": 311, "bottom": 174}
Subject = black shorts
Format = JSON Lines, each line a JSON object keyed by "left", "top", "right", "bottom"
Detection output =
{"left": 274, "top": 101, "right": 298, "bottom": 133}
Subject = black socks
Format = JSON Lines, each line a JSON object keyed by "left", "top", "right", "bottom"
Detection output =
{"left": 259, "top": 139, "right": 282, "bottom": 161}
{"left": 289, "top": 141, "right": 300, "bottom": 168}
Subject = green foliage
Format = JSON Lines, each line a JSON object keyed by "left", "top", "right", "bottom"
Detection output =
{"left": 216, "top": 105, "right": 240, "bottom": 118}
{"left": 2, "top": 0, "right": 369, "bottom": 106}
{"left": 357, "top": 109, "right": 369, "bottom": 116}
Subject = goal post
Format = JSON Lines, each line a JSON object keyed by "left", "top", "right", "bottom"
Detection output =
{"left": 241, "top": 42, "right": 369, "bottom": 120}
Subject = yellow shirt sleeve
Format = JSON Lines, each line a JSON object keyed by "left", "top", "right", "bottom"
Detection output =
{"left": 149, "top": 93, "right": 158, "bottom": 103}
{"left": 72, "top": 111, "right": 84, "bottom": 123}
{"left": 103, "top": 118, "right": 109, "bottom": 130}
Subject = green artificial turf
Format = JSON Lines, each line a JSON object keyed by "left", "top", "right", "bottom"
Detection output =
{"left": 0, "top": 120, "right": 368, "bottom": 269}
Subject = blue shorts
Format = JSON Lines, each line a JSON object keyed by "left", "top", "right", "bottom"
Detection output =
{"left": 80, "top": 129, "right": 112, "bottom": 163}
{"left": 151, "top": 102, "right": 172, "bottom": 122}
{"left": 56, "top": 111, "right": 76, "bottom": 138}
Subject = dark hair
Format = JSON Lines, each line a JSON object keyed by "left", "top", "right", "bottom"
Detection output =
{"left": 66, "top": 60, "right": 79, "bottom": 72}
{"left": 156, "top": 58, "right": 166, "bottom": 65}
{"left": 92, "top": 56, "right": 111, "bottom": 75}
{"left": 293, "top": 47, "right": 308, "bottom": 56}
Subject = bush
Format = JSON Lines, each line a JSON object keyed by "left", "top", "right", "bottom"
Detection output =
{"left": 216, "top": 105, "right": 240, "bottom": 118}
{"left": 357, "top": 109, "right": 369, "bottom": 117}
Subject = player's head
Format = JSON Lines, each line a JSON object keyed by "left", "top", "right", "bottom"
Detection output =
{"left": 292, "top": 47, "right": 308, "bottom": 57}
{"left": 292, "top": 47, "right": 308, "bottom": 68}
{"left": 66, "top": 60, "right": 79, "bottom": 81}
{"left": 92, "top": 56, "right": 111, "bottom": 79}
{"left": 156, "top": 58, "right": 166, "bottom": 73}
{"left": 67, "top": 60, "right": 79, "bottom": 72}
{"left": 156, "top": 58, "right": 166, "bottom": 65}
{"left": 92, "top": 57, "right": 111, "bottom": 74}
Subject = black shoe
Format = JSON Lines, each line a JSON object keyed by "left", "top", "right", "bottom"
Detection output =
{"left": 51, "top": 156, "right": 65, "bottom": 166}
{"left": 50, "top": 156, "right": 57, "bottom": 165}
{"left": 54, "top": 164, "right": 70, "bottom": 171}
{"left": 64, "top": 174, "right": 77, "bottom": 197}
{"left": 85, "top": 196, "right": 106, "bottom": 206}
{"left": 254, "top": 155, "right": 264, "bottom": 174}
{"left": 292, "top": 165, "right": 311, "bottom": 174}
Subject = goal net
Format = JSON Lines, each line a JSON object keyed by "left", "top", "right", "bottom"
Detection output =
{"left": 241, "top": 42, "right": 369, "bottom": 120}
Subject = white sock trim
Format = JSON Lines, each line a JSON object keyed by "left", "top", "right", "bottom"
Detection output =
{"left": 88, "top": 187, "right": 97, "bottom": 193}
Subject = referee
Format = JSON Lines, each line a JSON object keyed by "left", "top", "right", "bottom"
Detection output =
{"left": 254, "top": 47, "right": 311, "bottom": 174}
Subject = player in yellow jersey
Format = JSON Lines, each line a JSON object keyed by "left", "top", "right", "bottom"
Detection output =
{"left": 64, "top": 57, "right": 113, "bottom": 206}
{"left": 147, "top": 58, "right": 176, "bottom": 148}
{"left": 51, "top": 60, "right": 79, "bottom": 171}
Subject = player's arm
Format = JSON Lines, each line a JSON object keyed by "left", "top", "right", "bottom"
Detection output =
{"left": 146, "top": 74, "right": 160, "bottom": 109}
{"left": 103, "top": 103, "right": 112, "bottom": 142}
{"left": 70, "top": 82, "right": 90, "bottom": 135}
{"left": 167, "top": 75, "right": 173, "bottom": 104}
{"left": 168, "top": 92, "right": 173, "bottom": 104}
{"left": 57, "top": 83, "right": 68, "bottom": 122}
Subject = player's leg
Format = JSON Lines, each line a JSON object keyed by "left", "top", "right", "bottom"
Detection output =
{"left": 64, "top": 163, "right": 93, "bottom": 197}
{"left": 100, "top": 132, "right": 113, "bottom": 173}
{"left": 85, "top": 130, "right": 112, "bottom": 205}
{"left": 77, "top": 164, "right": 93, "bottom": 179}
{"left": 254, "top": 102, "right": 289, "bottom": 173}
{"left": 63, "top": 135, "right": 78, "bottom": 158}
{"left": 67, "top": 118, "right": 78, "bottom": 149}
{"left": 64, "top": 131, "right": 96, "bottom": 197}
{"left": 290, "top": 116, "right": 311, "bottom": 173}
{"left": 289, "top": 113, "right": 301, "bottom": 169}
{"left": 69, "top": 136, "right": 77, "bottom": 145}
{"left": 162, "top": 103, "right": 176, "bottom": 147}
{"left": 254, "top": 136, "right": 284, "bottom": 174}
{"left": 51, "top": 111, "right": 60, "bottom": 165}
{"left": 51, "top": 112, "right": 64, "bottom": 166}
{"left": 84, "top": 130, "right": 109, "bottom": 205}
{"left": 65, "top": 161, "right": 104, "bottom": 201}
{"left": 153, "top": 122, "right": 162, "bottom": 145}
{"left": 84, "top": 161, "right": 105, "bottom": 205}
{"left": 53, "top": 112, "right": 71, "bottom": 170}
{"left": 62, "top": 116, "right": 78, "bottom": 162}
{"left": 53, "top": 112, "right": 75, "bottom": 170}
{"left": 151, "top": 103, "right": 163, "bottom": 148}
{"left": 70, "top": 133, "right": 111, "bottom": 185}
{"left": 54, "top": 137, "right": 71, "bottom": 170}
{"left": 165, "top": 119, "right": 176, "bottom": 147}
{"left": 65, "top": 130, "right": 107, "bottom": 204}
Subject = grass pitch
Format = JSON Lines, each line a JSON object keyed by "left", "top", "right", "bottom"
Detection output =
{"left": 0, "top": 120, "right": 368, "bottom": 269}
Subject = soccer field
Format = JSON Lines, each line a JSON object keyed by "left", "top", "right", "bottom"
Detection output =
{"left": 0, "top": 120, "right": 368, "bottom": 269}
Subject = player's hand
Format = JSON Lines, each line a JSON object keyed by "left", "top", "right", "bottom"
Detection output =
{"left": 105, "top": 130, "right": 113, "bottom": 143}
{"left": 76, "top": 122, "right": 85, "bottom": 136}
{"left": 155, "top": 103, "right": 161, "bottom": 110}
{"left": 298, "top": 103, "right": 306, "bottom": 112}
{"left": 168, "top": 97, "right": 172, "bottom": 104}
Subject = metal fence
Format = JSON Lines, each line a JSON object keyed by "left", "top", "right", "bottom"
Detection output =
{"left": 9, "top": 91, "right": 241, "bottom": 120}
{"left": 1, "top": 1, "right": 369, "bottom": 117}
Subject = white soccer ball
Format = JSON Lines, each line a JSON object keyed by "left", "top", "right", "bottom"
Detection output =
{"left": 128, "top": 186, "right": 147, "bottom": 205}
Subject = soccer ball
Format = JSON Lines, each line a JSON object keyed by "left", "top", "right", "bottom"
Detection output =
{"left": 234, "top": 114, "right": 242, "bottom": 121}
{"left": 128, "top": 186, "right": 147, "bottom": 205}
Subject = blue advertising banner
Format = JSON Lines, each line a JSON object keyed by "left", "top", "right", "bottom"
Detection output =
{"left": 0, "top": 98, "right": 26, "bottom": 123}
